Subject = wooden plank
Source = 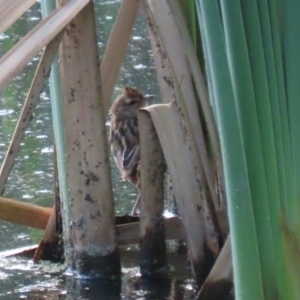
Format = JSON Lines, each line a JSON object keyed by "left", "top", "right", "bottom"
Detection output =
{"left": 0, "top": 0, "right": 37, "bottom": 34}
{"left": 0, "top": 197, "right": 52, "bottom": 229}
{"left": 0, "top": 195, "right": 183, "bottom": 245}
{"left": 101, "top": 0, "right": 139, "bottom": 111}
{"left": 0, "top": 31, "right": 64, "bottom": 195}
{"left": 0, "top": 217, "right": 183, "bottom": 260}
{"left": 0, "top": 0, "right": 89, "bottom": 91}
{"left": 138, "top": 109, "right": 167, "bottom": 274}
{"left": 0, "top": 245, "right": 38, "bottom": 258}
{"left": 117, "top": 217, "right": 183, "bottom": 245}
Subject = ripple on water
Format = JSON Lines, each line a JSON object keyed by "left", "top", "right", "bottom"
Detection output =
{"left": 0, "top": 250, "right": 196, "bottom": 299}
{"left": 0, "top": 109, "right": 14, "bottom": 116}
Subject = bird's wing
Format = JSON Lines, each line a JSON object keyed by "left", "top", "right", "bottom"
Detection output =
{"left": 113, "top": 144, "right": 140, "bottom": 174}
{"left": 122, "top": 144, "right": 140, "bottom": 173}
{"left": 110, "top": 118, "right": 140, "bottom": 177}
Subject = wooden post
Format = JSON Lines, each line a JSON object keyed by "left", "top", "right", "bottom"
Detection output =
{"left": 138, "top": 109, "right": 167, "bottom": 275}
{"left": 58, "top": 0, "right": 120, "bottom": 277}
{"left": 144, "top": 103, "right": 214, "bottom": 286}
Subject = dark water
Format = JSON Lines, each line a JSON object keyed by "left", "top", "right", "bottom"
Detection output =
{"left": 0, "top": 1, "right": 195, "bottom": 299}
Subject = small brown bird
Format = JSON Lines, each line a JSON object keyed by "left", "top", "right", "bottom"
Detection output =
{"left": 109, "top": 87, "right": 153, "bottom": 215}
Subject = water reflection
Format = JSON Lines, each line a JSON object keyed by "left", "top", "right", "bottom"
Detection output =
{"left": 0, "top": 250, "right": 195, "bottom": 299}
{"left": 65, "top": 277, "right": 121, "bottom": 300}
{"left": 64, "top": 274, "right": 177, "bottom": 300}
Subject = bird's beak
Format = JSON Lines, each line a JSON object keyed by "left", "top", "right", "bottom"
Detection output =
{"left": 143, "top": 94, "right": 154, "bottom": 103}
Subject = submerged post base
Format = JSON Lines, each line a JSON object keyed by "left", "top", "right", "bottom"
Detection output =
{"left": 70, "top": 248, "right": 121, "bottom": 279}
{"left": 140, "top": 221, "right": 167, "bottom": 276}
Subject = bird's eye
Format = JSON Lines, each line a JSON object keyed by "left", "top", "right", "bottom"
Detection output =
{"left": 128, "top": 100, "right": 136, "bottom": 105}
{"left": 125, "top": 98, "right": 136, "bottom": 105}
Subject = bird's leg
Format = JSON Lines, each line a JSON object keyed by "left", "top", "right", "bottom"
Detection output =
{"left": 131, "top": 175, "right": 140, "bottom": 216}
{"left": 131, "top": 192, "right": 140, "bottom": 217}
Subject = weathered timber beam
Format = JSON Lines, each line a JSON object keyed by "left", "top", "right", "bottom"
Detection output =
{"left": 0, "top": 245, "right": 39, "bottom": 258}
{"left": 0, "top": 32, "right": 64, "bottom": 195}
{"left": 0, "top": 196, "right": 183, "bottom": 245}
{"left": 0, "top": 0, "right": 89, "bottom": 91}
{"left": 0, "top": 217, "right": 184, "bottom": 259}
{"left": 0, "top": 197, "right": 52, "bottom": 230}
{"left": 0, "top": 0, "right": 37, "bottom": 34}
{"left": 101, "top": 0, "right": 139, "bottom": 110}
{"left": 116, "top": 216, "right": 183, "bottom": 245}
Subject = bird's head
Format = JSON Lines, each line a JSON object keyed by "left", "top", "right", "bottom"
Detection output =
{"left": 109, "top": 87, "right": 153, "bottom": 120}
